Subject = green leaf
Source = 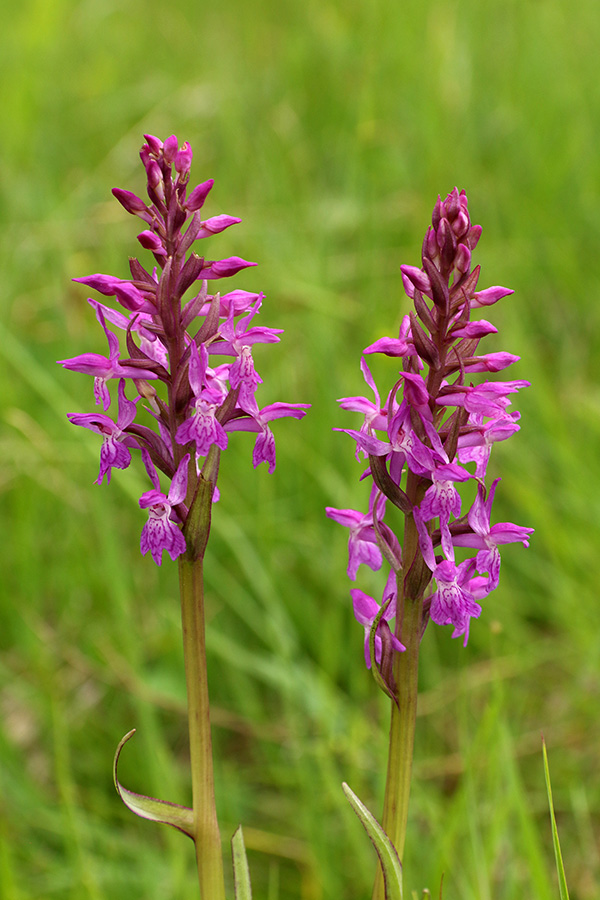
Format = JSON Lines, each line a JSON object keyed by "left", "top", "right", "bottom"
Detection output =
{"left": 541, "top": 736, "right": 571, "bottom": 900}
{"left": 342, "top": 783, "right": 403, "bottom": 900}
{"left": 231, "top": 825, "right": 253, "bottom": 900}
{"left": 113, "top": 729, "right": 194, "bottom": 839}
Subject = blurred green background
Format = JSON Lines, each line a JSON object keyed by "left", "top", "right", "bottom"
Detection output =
{"left": 1, "top": 0, "right": 599, "bottom": 898}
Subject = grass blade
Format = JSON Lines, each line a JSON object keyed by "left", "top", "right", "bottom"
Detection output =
{"left": 542, "top": 736, "right": 571, "bottom": 900}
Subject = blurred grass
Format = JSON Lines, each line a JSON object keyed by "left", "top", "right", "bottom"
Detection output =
{"left": 1, "top": 0, "right": 599, "bottom": 897}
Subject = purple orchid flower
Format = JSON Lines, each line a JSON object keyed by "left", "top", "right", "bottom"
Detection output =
{"left": 363, "top": 315, "right": 421, "bottom": 365}
{"left": 418, "top": 461, "right": 471, "bottom": 559}
{"left": 414, "top": 507, "right": 483, "bottom": 645}
{"left": 452, "top": 479, "right": 534, "bottom": 590}
{"left": 326, "top": 488, "right": 388, "bottom": 580}
{"left": 175, "top": 343, "right": 229, "bottom": 457}
{"left": 139, "top": 454, "right": 190, "bottom": 565}
{"left": 427, "top": 558, "right": 482, "bottom": 646}
{"left": 457, "top": 410, "right": 522, "bottom": 477}
{"left": 437, "top": 380, "right": 530, "bottom": 417}
{"left": 58, "top": 306, "right": 158, "bottom": 410}
{"left": 67, "top": 379, "right": 139, "bottom": 484}
{"left": 225, "top": 400, "right": 311, "bottom": 473}
{"left": 351, "top": 571, "right": 406, "bottom": 668}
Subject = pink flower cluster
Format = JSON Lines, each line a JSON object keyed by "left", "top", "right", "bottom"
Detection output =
{"left": 60, "top": 135, "right": 309, "bottom": 564}
{"left": 327, "top": 189, "right": 532, "bottom": 669}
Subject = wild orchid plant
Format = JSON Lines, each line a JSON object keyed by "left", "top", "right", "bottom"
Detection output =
{"left": 59, "top": 132, "right": 533, "bottom": 900}
{"left": 327, "top": 187, "right": 533, "bottom": 899}
{"left": 59, "top": 134, "right": 309, "bottom": 900}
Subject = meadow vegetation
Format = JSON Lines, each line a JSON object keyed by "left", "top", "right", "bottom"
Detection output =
{"left": 1, "top": 1, "right": 599, "bottom": 897}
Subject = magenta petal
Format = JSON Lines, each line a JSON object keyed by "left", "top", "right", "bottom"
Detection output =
{"left": 325, "top": 507, "right": 362, "bottom": 529}
{"left": 185, "top": 179, "right": 214, "bottom": 211}
{"left": 257, "top": 402, "right": 311, "bottom": 423}
{"left": 168, "top": 454, "right": 190, "bottom": 506}
{"left": 97, "top": 438, "right": 132, "bottom": 484}
{"left": 364, "top": 337, "right": 407, "bottom": 357}
{"left": 252, "top": 428, "right": 276, "bottom": 472}
{"left": 197, "top": 215, "right": 242, "bottom": 238}
{"left": 471, "top": 285, "right": 514, "bottom": 307}
{"left": 351, "top": 589, "right": 379, "bottom": 627}
{"left": 336, "top": 428, "right": 390, "bottom": 457}
{"left": 200, "top": 256, "right": 257, "bottom": 279}
{"left": 140, "top": 516, "right": 187, "bottom": 565}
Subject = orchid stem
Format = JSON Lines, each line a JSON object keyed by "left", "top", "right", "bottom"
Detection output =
{"left": 179, "top": 554, "right": 226, "bottom": 900}
{"left": 372, "top": 513, "right": 423, "bottom": 900}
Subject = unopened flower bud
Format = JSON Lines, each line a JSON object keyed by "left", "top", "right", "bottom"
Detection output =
{"left": 175, "top": 142, "right": 193, "bottom": 176}
{"left": 454, "top": 243, "right": 471, "bottom": 275}
{"left": 186, "top": 179, "right": 214, "bottom": 212}
{"left": 423, "top": 226, "right": 438, "bottom": 262}
{"left": 137, "top": 231, "right": 165, "bottom": 254}
{"left": 467, "top": 224, "right": 482, "bottom": 251}
{"left": 444, "top": 187, "right": 461, "bottom": 221}
{"left": 162, "top": 134, "right": 179, "bottom": 162}
{"left": 143, "top": 134, "right": 163, "bottom": 156}
{"left": 146, "top": 160, "right": 162, "bottom": 191}
{"left": 472, "top": 285, "right": 514, "bottom": 308}
{"left": 112, "top": 188, "right": 148, "bottom": 216}
{"left": 400, "top": 264, "right": 431, "bottom": 299}
{"left": 197, "top": 215, "right": 242, "bottom": 239}
{"left": 452, "top": 209, "right": 470, "bottom": 238}
{"left": 437, "top": 218, "right": 458, "bottom": 270}
{"left": 200, "top": 256, "right": 257, "bottom": 279}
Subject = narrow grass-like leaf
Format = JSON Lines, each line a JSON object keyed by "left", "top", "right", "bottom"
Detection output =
{"left": 113, "top": 730, "right": 194, "bottom": 839}
{"left": 542, "top": 736, "right": 571, "bottom": 900}
{"left": 342, "top": 783, "right": 402, "bottom": 900}
{"left": 232, "top": 825, "right": 253, "bottom": 900}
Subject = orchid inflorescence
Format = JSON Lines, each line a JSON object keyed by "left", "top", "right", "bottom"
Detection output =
{"left": 60, "top": 134, "right": 309, "bottom": 565}
{"left": 327, "top": 188, "right": 533, "bottom": 686}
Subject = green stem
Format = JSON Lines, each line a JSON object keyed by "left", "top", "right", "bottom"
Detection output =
{"left": 178, "top": 554, "right": 226, "bottom": 900}
{"left": 372, "top": 508, "right": 423, "bottom": 900}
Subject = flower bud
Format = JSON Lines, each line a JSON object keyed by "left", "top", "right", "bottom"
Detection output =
{"left": 452, "top": 209, "right": 470, "bottom": 238}
{"left": 199, "top": 256, "right": 257, "bottom": 279}
{"left": 146, "top": 160, "right": 162, "bottom": 191}
{"left": 467, "top": 224, "right": 482, "bottom": 251}
{"left": 112, "top": 188, "right": 148, "bottom": 216}
{"left": 423, "top": 226, "right": 438, "bottom": 263}
{"left": 197, "top": 215, "right": 242, "bottom": 239}
{"left": 186, "top": 179, "right": 214, "bottom": 211}
{"left": 175, "top": 141, "right": 193, "bottom": 175}
{"left": 400, "top": 264, "right": 431, "bottom": 299}
{"left": 437, "top": 218, "right": 458, "bottom": 270}
{"left": 471, "top": 285, "right": 514, "bottom": 308}
{"left": 143, "top": 134, "right": 163, "bottom": 156}
{"left": 162, "top": 134, "right": 179, "bottom": 163}
{"left": 454, "top": 243, "right": 471, "bottom": 275}
{"left": 137, "top": 231, "right": 165, "bottom": 254}
{"left": 444, "top": 187, "right": 461, "bottom": 221}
